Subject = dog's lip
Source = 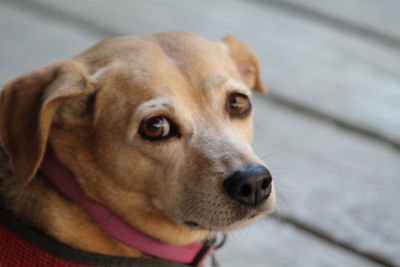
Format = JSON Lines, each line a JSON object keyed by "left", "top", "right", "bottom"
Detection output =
{"left": 183, "top": 221, "right": 206, "bottom": 230}
{"left": 182, "top": 203, "right": 270, "bottom": 231}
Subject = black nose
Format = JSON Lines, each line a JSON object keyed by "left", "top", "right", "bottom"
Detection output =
{"left": 223, "top": 165, "right": 272, "bottom": 206}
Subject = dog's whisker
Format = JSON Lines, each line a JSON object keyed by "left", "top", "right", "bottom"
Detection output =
{"left": 179, "top": 199, "right": 206, "bottom": 222}
{"left": 259, "top": 153, "right": 280, "bottom": 160}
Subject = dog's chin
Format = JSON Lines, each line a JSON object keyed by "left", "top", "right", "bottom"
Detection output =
{"left": 182, "top": 202, "right": 275, "bottom": 232}
{"left": 182, "top": 211, "right": 271, "bottom": 232}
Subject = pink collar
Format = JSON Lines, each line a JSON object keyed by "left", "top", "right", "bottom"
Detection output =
{"left": 39, "top": 149, "right": 215, "bottom": 266}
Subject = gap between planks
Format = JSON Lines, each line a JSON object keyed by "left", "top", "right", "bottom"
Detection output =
{"left": 251, "top": 0, "right": 400, "bottom": 50}
{"left": 270, "top": 214, "right": 395, "bottom": 267}
{"left": 264, "top": 92, "right": 400, "bottom": 152}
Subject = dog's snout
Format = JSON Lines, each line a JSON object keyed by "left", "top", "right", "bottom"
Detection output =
{"left": 223, "top": 165, "right": 272, "bottom": 206}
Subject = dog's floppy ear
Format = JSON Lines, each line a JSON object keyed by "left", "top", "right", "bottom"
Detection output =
{"left": 222, "top": 35, "right": 266, "bottom": 92}
{"left": 0, "top": 59, "right": 95, "bottom": 183}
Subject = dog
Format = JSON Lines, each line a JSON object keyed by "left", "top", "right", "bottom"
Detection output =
{"left": 0, "top": 31, "right": 275, "bottom": 266}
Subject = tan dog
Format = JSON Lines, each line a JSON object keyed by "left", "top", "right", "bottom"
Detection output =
{"left": 0, "top": 31, "right": 275, "bottom": 263}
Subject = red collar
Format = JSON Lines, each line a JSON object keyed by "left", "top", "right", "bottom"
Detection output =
{"left": 39, "top": 149, "right": 215, "bottom": 266}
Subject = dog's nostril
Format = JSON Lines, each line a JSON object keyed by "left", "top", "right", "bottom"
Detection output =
{"left": 261, "top": 176, "right": 272, "bottom": 190}
{"left": 261, "top": 179, "right": 269, "bottom": 190}
{"left": 239, "top": 184, "right": 252, "bottom": 197}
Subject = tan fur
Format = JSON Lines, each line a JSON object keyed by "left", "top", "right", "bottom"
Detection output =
{"left": 0, "top": 31, "right": 275, "bottom": 258}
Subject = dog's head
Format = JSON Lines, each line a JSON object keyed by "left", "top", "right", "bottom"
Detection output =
{"left": 0, "top": 31, "right": 275, "bottom": 242}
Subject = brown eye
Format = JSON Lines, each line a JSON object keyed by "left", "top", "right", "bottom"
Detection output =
{"left": 139, "top": 116, "right": 180, "bottom": 141}
{"left": 226, "top": 93, "right": 251, "bottom": 118}
{"left": 140, "top": 116, "right": 174, "bottom": 141}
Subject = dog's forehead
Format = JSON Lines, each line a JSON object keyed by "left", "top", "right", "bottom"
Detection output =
{"left": 135, "top": 77, "right": 248, "bottom": 111}
{"left": 79, "top": 31, "right": 251, "bottom": 124}
{"left": 79, "top": 31, "right": 241, "bottom": 91}
{"left": 154, "top": 31, "right": 231, "bottom": 69}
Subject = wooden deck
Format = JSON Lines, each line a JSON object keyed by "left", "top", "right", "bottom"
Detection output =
{"left": 1, "top": 0, "right": 399, "bottom": 266}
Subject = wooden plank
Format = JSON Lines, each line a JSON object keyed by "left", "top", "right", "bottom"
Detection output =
{"left": 1, "top": 1, "right": 398, "bottom": 265}
{"left": 0, "top": 2, "right": 98, "bottom": 79}
{"left": 19, "top": 0, "right": 400, "bottom": 149}
{"left": 216, "top": 218, "right": 377, "bottom": 267}
{"left": 253, "top": 94, "right": 400, "bottom": 265}
{"left": 267, "top": 0, "right": 400, "bottom": 43}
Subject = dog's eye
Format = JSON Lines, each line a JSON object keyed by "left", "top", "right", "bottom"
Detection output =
{"left": 140, "top": 116, "right": 177, "bottom": 141}
{"left": 226, "top": 93, "right": 251, "bottom": 118}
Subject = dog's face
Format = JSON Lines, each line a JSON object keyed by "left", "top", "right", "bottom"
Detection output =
{"left": 1, "top": 31, "right": 275, "bottom": 242}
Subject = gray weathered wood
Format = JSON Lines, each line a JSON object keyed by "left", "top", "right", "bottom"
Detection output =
{"left": 217, "top": 218, "right": 378, "bottom": 267}
{"left": 1, "top": 0, "right": 399, "bottom": 265}
{"left": 269, "top": 0, "right": 400, "bottom": 42}
{"left": 253, "top": 94, "right": 400, "bottom": 265}
{"left": 18, "top": 0, "right": 400, "bottom": 148}
{"left": 0, "top": 3, "right": 377, "bottom": 266}
{"left": 0, "top": 2, "right": 98, "bottom": 79}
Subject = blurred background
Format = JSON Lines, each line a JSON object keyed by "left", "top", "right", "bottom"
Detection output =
{"left": 1, "top": 0, "right": 399, "bottom": 266}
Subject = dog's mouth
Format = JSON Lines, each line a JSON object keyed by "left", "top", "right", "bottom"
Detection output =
{"left": 182, "top": 210, "right": 254, "bottom": 231}
{"left": 183, "top": 221, "right": 206, "bottom": 230}
{"left": 180, "top": 201, "right": 273, "bottom": 231}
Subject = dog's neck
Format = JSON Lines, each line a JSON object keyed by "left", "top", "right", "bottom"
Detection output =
{"left": 0, "top": 146, "right": 138, "bottom": 257}
{"left": 39, "top": 149, "right": 215, "bottom": 264}
{"left": 0, "top": 144, "right": 213, "bottom": 262}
